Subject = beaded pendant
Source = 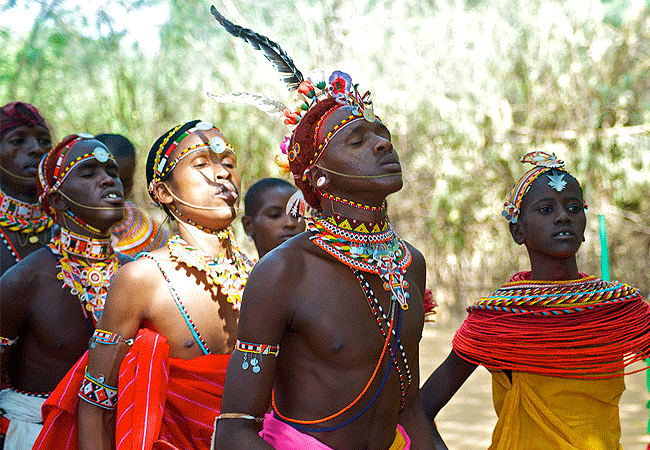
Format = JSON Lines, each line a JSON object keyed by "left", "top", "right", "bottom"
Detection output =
{"left": 167, "top": 230, "right": 256, "bottom": 310}
{"left": 307, "top": 213, "right": 412, "bottom": 309}
{"left": 49, "top": 232, "right": 119, "bottom": 325}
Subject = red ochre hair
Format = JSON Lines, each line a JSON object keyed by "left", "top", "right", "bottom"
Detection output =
{"left": 288, "top": 97, "right": 341, "bottom": 210}
{"left": 37, "top": 134, "right": 79, "bottom": 218}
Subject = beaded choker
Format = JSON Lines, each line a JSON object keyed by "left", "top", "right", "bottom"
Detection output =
{"left": 307, "top": 213, "right": 412, "bottom": 309}
{"left": 168, "top": 203, "right": 237, "bottom": 237}
{"left": 318, "top": 190, "right": 386, "bottom": 212}
{"left": 59, "top": 227, "right": 112, "bottom": 259}
{"left": 0, "top": 189, "right": 53, "bottom": 237}
{"left": 48, "top": 229, "right": 119, "bottom": 326}
{"left": 167, "top": 230, "right": 256, "bottom": 310}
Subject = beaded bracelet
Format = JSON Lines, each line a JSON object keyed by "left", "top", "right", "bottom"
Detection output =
{"left": 0, "top": 336, "right": 18, "bottom": 347}
{"left": 88, "top": 329, "right": 134, "bottom": 349}
{"left": 214, "top": 413, "right": 264, "bottom": 422}
{"left": 78, "top": 368, "right": 118, "bottom": 410}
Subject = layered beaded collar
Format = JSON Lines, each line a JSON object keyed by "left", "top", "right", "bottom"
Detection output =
{"left": 307, "top": 213, "right": 412, "bottom": 309}
{"left": 0, "top": 188, "right": 53, "bottom": 236}
{"left": 167, "top": 229, "right": 256, "bottom": 310}
{"left": 59, "top": 227, "right": 112, "bottom": 259}
{"left": 48, "top": 227, "right": 119, "bottom": 327}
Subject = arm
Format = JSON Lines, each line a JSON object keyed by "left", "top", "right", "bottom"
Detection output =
{"left": 0, "top": 263, "right": 30, "bottom": 380}
{"left": 214, "top": 250, "right": 294, "bottom": 450}
{"left": 77, "top": 260, "right": 149, "bottom": 450}
{"left": 420, "top": 349, "right": 478, "bottom": 444}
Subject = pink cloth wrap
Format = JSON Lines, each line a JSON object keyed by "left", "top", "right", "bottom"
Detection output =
{"left": 259, "top": 413, "right": 411, "bottom": 450}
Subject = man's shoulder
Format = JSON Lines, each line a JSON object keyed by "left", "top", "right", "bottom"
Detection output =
{"left": 1, "top": 247, "right": 55, "bottom": 284}
{"left": 114, "top": 251, "right": 163, "bottom": 283}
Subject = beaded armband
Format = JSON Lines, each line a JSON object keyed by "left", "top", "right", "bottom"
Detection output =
{"left": 78, "top": 368, "right": 118, "bottom": 410}
{"left": 88, "top": 329, "right": 134, "bottom": 349}
{"left": 235, "top": 340, "right": 280, "bottom": 374}
{"left": 0, "top": 336, "right": 18, "bottom": 347}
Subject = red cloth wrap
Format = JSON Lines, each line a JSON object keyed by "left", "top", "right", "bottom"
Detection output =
{"left": 0, "top": 101, "right": 48, "bottom": 137}
{"left": 33, "top": 328, "right": 229, "bottom": 450}
{"left": 453, "top": 272, "right": 650, "bottom": 379}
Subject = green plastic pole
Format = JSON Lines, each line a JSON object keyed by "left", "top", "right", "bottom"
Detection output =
{"left": 647, "top": 358, "right": 650, "bottom": 434}
{"left": 598, "top": 214, "right": 610, "bottom": 282}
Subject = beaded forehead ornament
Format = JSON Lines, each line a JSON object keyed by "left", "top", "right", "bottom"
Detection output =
{"left": 147, "top": 121, "right": 233, "bottom": 199}
{"left": 37, "top": 133, "right": 116, "bottom": 216}
{"left": 502, "top": 151, "right": 585, "bottom": 223}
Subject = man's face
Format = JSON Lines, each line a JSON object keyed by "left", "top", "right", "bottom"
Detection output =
{"left": 58, "top": 140, "right": 125, "bottom": 231}
{"left": 0, "top": 125, "right": 52, "bottom": 188}
{"left": 244, "top": 186, "right": 305, "bottom": 257}
{"left": 316, "top": 105, "right": 403, "bottom": 198}
{"left": 515, "top": 172, "right": 586, "bottom": 260}
{"left": 115, "top": 155, "right": 135, "bottom": 200}
{"left": 164, "top": 129, "right": 242, "bottom": 230}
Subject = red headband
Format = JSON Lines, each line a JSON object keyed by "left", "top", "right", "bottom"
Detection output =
{"left": 0, "top": 102, "right": 49, "bottom": 137}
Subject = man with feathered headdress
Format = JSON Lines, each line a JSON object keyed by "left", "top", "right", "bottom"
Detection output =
{"left": 210, "top": 8, "right": 435, "bottom": 450}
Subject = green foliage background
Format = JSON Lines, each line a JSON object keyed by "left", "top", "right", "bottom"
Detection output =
{"left": 2, "top": 0, "right": 649, "bottom": 321}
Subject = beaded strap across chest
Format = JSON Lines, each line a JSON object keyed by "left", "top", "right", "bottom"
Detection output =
{"left": 138, "top": 252, "right": 211, "bottom": 355}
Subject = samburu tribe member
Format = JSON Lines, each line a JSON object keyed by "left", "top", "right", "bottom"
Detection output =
{"left": 0, "top": 102, "right": 55, "bottom": 276}
{"left": 0, "top": 134, "right": 128, "bottom": 449}
{"left": 241, "top": 178, "right": 304, "bottom": 259}
{"left": 421, "top": 152, "right": 650, "bottom": 450}
{"left": 95, "top": 133, "right": 169, "bottom": 257}
{"left": 210, "top": 8, "right": 434, "bottom": 450}
{"left": 33, "top": 120, "right": 255, "bottom": 450}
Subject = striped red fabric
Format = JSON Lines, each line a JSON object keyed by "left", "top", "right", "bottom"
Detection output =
{"left": 33, "top": 328, "right": 229, "bottom": 450}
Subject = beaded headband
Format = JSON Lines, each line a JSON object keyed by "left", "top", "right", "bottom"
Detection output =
{"left": 503, "top": 151, "right": 584, "bottom": 223}
{"left": 38, "top": 133, "right": 117, "bottom": 215}
{"left": 147, "top": 121, "right": 230, "bottom": 199}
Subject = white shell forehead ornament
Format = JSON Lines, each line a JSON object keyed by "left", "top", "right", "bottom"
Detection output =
{"left": 210, "top": 136, "right": 227, "bottom": 154}
{"left": 93, "top": 147, "right": 110, "bottom": 163}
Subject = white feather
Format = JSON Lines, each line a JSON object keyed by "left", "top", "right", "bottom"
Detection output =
{"left": 207, "top": 92, "right": 287, "bottom": 117}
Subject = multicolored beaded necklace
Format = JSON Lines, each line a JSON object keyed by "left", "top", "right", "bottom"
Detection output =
{"left": 0, "top": 189, "right": 53, "bottom": 243}
{"left": 307, "top": 213, "right": 412, "bottom": 309}
{"left": 111, "top": 201, "right": 168, "bottom": 256}
{"left": 167, "top": 229, "right": 256, "bottom": 310}
{"left": 48, "top": 228, "right": 118, "bottom": 327}
{"left": 470, "top": 272, "right": 641, "bottom": 315}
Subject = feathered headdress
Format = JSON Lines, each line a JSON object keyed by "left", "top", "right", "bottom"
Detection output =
{"left": 208, "top": 5, "right": 376, "bottom": 217}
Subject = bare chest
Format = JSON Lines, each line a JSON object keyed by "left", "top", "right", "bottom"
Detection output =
{"left": 287, "top": 268, "right": 424, "bottom": 367}
{"left": 143, "top": 261, "right": 239, "bottom": 357}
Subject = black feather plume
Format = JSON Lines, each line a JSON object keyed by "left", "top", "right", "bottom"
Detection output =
{"left": 210, "top": 5, "right": 304, "bottom": 91}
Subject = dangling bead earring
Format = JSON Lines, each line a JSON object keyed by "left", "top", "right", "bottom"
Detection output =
{"left": 316, "top": 176, "right": 326, "bottom": 188}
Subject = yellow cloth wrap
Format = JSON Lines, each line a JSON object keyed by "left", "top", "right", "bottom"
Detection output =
{"left": 488, "top": 370, "right": 625, "bottom": 450}
{"left": 388, "top": 426, "right": 408, "bottom": 450}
